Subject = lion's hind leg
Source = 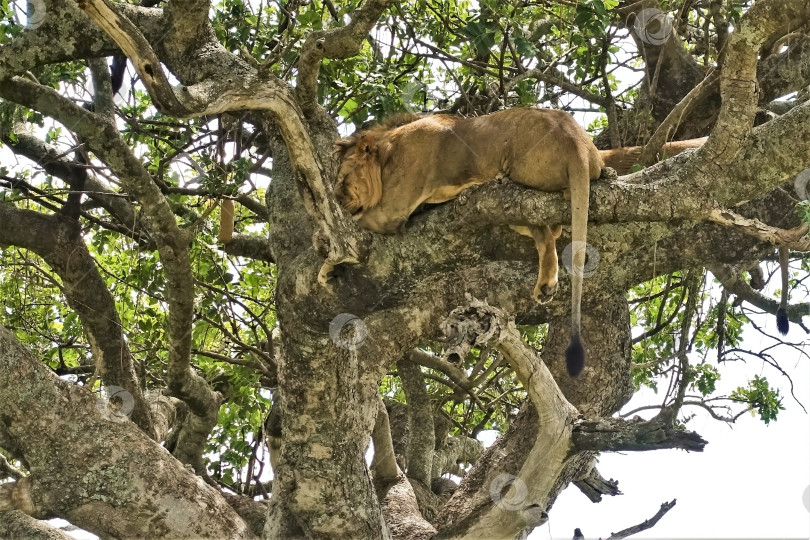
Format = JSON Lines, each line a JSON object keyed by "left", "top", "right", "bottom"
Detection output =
{"left": 522, "top": 225, "right": 562, "bottom": 304}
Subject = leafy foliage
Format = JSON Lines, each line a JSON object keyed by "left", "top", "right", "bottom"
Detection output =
{"left": 731, "top": 375, "right": 785, "bottom": 425}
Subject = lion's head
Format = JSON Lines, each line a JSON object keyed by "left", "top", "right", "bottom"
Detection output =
{"left": 334, "top": 114, "right": 424, "bottom": 219}
{"left": 334, "top": 135, "right": 383, "bottom": 216}
{"left": 333, "top": 134, "right": 383, "bottom": 217}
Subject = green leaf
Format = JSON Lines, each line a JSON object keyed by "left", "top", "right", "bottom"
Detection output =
{"left": 730, "top": 376, "right": 785, "bottom": 425}
{"left": 514, "top": 36, "right": 538, "bottom": 57}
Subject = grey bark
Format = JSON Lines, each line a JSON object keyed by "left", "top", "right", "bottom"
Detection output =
{"left": 0, "top": 511, "right": 72, "bottom": 540}
{"left": 0, "top": 325, "right": 254, "bottom": 539}
{"left": 398, "top": 360, "right": 435, "bottom": 487}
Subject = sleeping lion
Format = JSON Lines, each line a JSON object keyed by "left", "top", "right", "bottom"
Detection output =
{"left": 334, "top": 108, "right": 604, "bottom": 377}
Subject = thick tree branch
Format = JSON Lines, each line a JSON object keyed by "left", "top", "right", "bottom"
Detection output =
{"left": 0, "top": 76, "right": 220, "bottom": 470}
{"left": 296, "top": 0, "right": 397, "bottom": 110}
{"left": 234, "top": 194, "right": 271, "bottom": 221}
{"left": 0, "top": 205, "right": 155, "bottom": 437}
{"left": 221, "top": 233, "right": 276, "bottom": 262}
{"left": 88, "top": 57, "right": 115, "bottom": 119}
{"left": 371, "top": 398, "right": 399, "bottom": 482}
{"left": 432, "top": 435, "right": 484, "bottom": 480}
{"left": 407, "top": 349, "right": 476, "bottom": 393}
{"left": 759, "top": 34, "right": 810, "bottom": 103}
{"left": 77, "top": 0, "right": 191, "bottom": 114}
{"left": 398, "top": 359, "right": 435, "bottom": 487}
{"left": 0, "top": 511, "right": 73, "bottom": 540}
{"left": 0, "top": 452, "right": 25, "bottom": 481}
{"left": 221, "top": 494, "right": 268, "bottom": 538}
{"left": 434, "top": 297, "right": 577, "bottom": 539}
{"left": 0, "top": 2, "right": 160, "bottom": 81}
{"left": 0, "top": 325, "right": 254, "bottom": 538}
{"left": 709, "top": 97, "right": 810, "bottom": 205}
{"left": 375, "top": 472, "right": 437, "bottom": 540}
{"left": 707, "top": 211, "right": 810, "bottom": 248}
{"left": 572, "top": 416, "right": 707, "bottom": 452}
{"left": 702, "top": 0, "right": 810, "bottom": 165}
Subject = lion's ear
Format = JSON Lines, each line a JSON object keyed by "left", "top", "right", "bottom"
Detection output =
{"left": 356, "top": 135, "right": 378, "bottom": 157}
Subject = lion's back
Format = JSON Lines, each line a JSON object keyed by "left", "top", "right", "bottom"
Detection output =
{"left": 451, "top": 108, "right": 603, "bottom": 188}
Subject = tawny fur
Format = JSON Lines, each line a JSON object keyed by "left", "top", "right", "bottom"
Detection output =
{"left": 334, "top": 108, "right": 604, "bottom": 377}
{"left": 599, "top": 138, "right": 707, "bottom": 175}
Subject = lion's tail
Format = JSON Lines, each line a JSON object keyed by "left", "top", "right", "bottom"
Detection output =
{"left": 565, "top": 156, "right": 591, "bottom": 377}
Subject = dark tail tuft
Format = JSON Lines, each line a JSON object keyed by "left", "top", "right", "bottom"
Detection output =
{"left": 565, "top": 333, "right": 585, "bottom": 377}
{"left": 776, "top": 308, "right": 789, "bottom": 335}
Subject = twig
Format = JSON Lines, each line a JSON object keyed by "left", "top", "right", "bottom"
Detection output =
{"left": 604, "top": 499, "right": 677, "bottom": 539}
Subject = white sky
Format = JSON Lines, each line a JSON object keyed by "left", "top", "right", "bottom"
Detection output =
{"left": 469, "top": 296, "right": 810, "bottom": 540}
{"left": 527, "top": 287, "right": 810, "bottom": 538}
{"left": 543, "top": 346, "right": 810, "bottom": 538}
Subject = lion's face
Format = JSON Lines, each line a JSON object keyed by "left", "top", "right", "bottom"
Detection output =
{"left": 335, "top": 153, "right": 369, "bottom": 215}
{"left": 334, "top": 135, "right": 382, "bottom": 217}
